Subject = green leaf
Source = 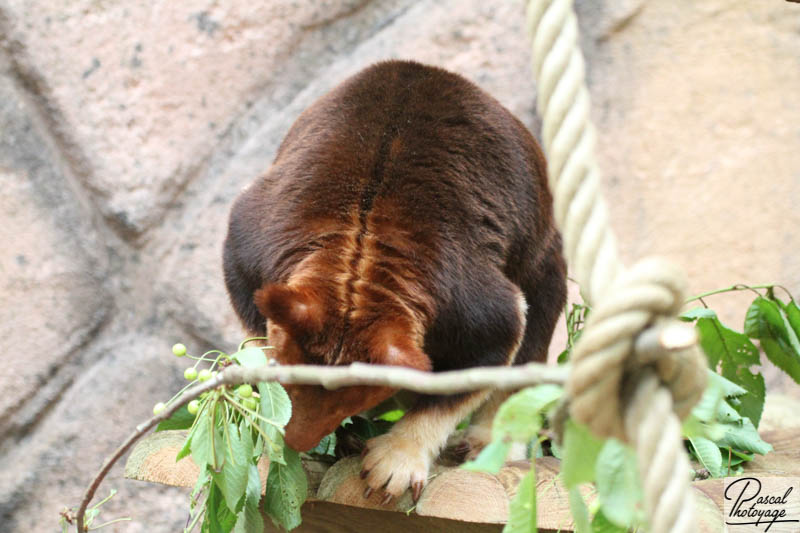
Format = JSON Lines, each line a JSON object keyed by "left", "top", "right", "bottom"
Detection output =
{"left": 257, "top": 382, "right": 292, "bottom": 464}
{"left": 782, "top": 300, "right": 800, "bottom": 340}
{"left": 695, "top": 314, "right": 765, "bottom": 426}
{"left": 745, "top": 297, "right": 800, "bottom": 354}
{"left": 177, "top": 430, "right": 194, "bottom": 462}
{"left": 744, "top": 297, "right": 800, "bottom": 384}
{"left": 688, "top": 436, "right": 723, "bottom": 477}
{"left": 594, "top": 440, "right": 642, "bottom": 528}
{"left": 376, "top": 409, "right": 405, "bottom": 422}
{"left": 462, "top": 440, "right": 511, "bottom": 474}
{"left": 263, "top": 448, "right": 308, "bottom": 531}
{"left": 681, "top": 307, "right": 718, "bottom": 321}
{"left": 492, "top": 385, "right": 563, "bottom": 443}
{"left": 157, "top": 404, "right": 196, "bottom": 432}
{"left": 716, "top": 396, "right": 743, "bottom": 423}
{"left": 233, "top": 464, "right": 265, "bottom": 533}
{"left": 729, "top": 448, "right": 755, "bottom": 464}
{"left": 720, "top": 363, "right": 765, "bottom": 428}
{"left": 720, "top": 447, "right": 755, "bottom": 469}
{"left": 690, "top": 371, "right": 728, "bottom": 425}
{"left": 309, "top": 433, "right": 337, "bottom": 456}
{"left": 561, "top": 420, "right": 604, "bottom": 488}
{"left": 591, "top": 510, "right": 627, "bottom": 533}
{"left": 213, "top": 423, "right": 252, "bottom": 513}
{"left": 760, "top": 338, "right": 800, "bottom": 386}
{"left": 203, "top": 482, "right": 238, "bottom": 533}
{"left": 257, "top": 382, "right": 292, "bottom": 427}
{"left": 264, "top": 432, "right": 286, "bottom": 466}
{"left": 233, "top": 347, "right": 269, "bottom": 368}
{"left": 697, "top": 315, "right": 759, "bottom": 370}
{"left": 191, "top": 411, "right": 224, "bottom": 470}
{"left": 707, "top": 370, "right": 748, "bottom": 399}
{"left": 569, "top": 487, "right": 591, "bottom": 533}
{"left": 503, "top": 466, "right": 536, "bottom": 533}
{"left": 716, "top": 416, "right": 773, "bottom": 456}
{"left": 252, "top": 434, "right": 265, "bottom": 460}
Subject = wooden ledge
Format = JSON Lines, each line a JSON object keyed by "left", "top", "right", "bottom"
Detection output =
{"left": 124, "top": 394, "right": 800, "bottom": 532}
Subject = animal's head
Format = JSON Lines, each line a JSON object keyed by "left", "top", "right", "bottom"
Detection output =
{"left": 253, "top": 282, "right": 430, "bottom": 451}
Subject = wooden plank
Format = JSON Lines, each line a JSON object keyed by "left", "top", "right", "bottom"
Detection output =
{"left": 124, "top": 430, "right": 204, "bottom": 488}
{"left": 124, "top": 430, "right": 329, "bottom": 495}
{"left": 264, "top": 502, "right": 504, "bottom": 533}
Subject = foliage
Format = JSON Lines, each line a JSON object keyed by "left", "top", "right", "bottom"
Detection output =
{"left": 155, "top": 341, "right": 302, "bottom": 532}
{"left": 468, "top": 283, "right": 796, "bottom": 531}
{"left": 558, "top": 302, "right": 589, "bottom": 364}
{"left": 154, "top": 341, "right": 402, "bottom": 532}
{"left": 679, "top": 285, "right": 798, "bottom": 475}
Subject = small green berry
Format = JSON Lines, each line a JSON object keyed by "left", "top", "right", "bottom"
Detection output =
{"left": 198, "top": 369, "right": 212, "bottom": 382}
{"left": 153, "top": 402, "right": 166, "bottom": 415}
{"left": 172, "top": 343, "right": 187, "bottom": 357}
{"left": 243, "top": 397, "right": 258, "bottom": 410}
{"left": 187, "top": 400, "right": 200, "bottom": 415}
{"left": 184, "top": 367, "right": 198, "bottom": 381}
{"left": 237, "top": 384, "right": 253, "bottom": 398}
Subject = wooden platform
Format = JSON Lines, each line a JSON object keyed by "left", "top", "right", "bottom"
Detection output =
{"left": 124, "top": 395, "right": 800, "bottom": 532}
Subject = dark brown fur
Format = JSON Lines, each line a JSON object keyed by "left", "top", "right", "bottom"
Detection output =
{"left": 223, "top": 60, "right": 566, "bottom": 456}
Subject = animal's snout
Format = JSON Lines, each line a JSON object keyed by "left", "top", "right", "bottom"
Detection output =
{"left": 281, "top": 384, "right": 397, "bottom": 451}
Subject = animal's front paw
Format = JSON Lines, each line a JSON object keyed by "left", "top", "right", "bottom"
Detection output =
{"left": 360, "top": 433, "right": 430, "bottom": 504}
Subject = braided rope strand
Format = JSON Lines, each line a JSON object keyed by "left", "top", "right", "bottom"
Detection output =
{"left": 525, "top": 1, "right": 706, "bottom": 532}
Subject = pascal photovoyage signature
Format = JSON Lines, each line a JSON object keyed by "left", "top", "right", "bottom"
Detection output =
{"left": 725, "top": 477, "right": 799, "bottom": 531}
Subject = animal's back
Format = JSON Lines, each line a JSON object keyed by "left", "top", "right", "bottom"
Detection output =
{"left": 226, "top": 61, "right": 563, "bottom": 370}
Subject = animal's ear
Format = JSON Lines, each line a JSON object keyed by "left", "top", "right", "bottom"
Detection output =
{"left": 253, "top": 284, "right": 323, "bottom": 337}
{"left": 370, "top": 323, "right": 432, "bottom": 371}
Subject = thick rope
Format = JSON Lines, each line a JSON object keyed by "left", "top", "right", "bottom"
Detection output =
{"left": 525, "top": 1, "right": 707, "bottom": 532}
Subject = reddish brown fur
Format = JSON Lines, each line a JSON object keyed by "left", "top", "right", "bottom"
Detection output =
{"left": 223, "top": 60, "right": 566, "bottom": 455}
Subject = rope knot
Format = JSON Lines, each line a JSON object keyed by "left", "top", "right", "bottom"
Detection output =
{"left": 565, "top": 257, "right": 708, "bottom": 441}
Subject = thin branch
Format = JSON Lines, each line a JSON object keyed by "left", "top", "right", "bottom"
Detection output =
{"left": 685, "top": 283, "right": 795, "bottom": 304}
{"left": 75, "top": 361, "right": 567, "bottom": 532}
{"left": 220, "top": 361, "right": 569, "bottom": 393}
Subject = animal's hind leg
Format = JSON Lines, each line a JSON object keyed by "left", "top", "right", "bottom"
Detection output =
{"left": 511, "top": 239, "right": 567, "bottom": 365}
{"left": 458, "top": 389, "right": 528, "bottom": 461}
{"left": 456, "top": 242, "right": 567, "bottom": 461}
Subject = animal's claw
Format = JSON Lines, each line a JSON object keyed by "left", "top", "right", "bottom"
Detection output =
{"left": 363, "top": 486, "right": 373, "bottom": 499}
{"left": 412, "top": 480, "right": 424, "bottom": 502}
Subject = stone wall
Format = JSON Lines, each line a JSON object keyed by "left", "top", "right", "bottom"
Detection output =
{"left": 1, "top": 1, "right": 798, "bottom": 530}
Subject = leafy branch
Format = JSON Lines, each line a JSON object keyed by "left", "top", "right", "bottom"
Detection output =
{"left": 72, "top": 349, "right": 569, "bottom": 532}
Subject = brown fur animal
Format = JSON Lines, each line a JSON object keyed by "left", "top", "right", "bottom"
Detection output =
{"left": 223, "top": 60, "right": 566, "bottom": 502}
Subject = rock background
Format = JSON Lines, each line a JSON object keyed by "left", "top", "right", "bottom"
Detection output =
{"left": 0, "top": 0, "right": 798, "bottom": 531}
